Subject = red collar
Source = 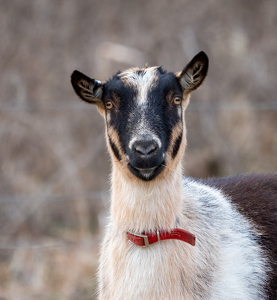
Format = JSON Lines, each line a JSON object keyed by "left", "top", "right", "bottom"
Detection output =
{"left": 126, "top": 228, "right": 195, "bottom": 247}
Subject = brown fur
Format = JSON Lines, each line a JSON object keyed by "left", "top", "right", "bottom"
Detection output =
{"left": 200, "top": 173, "right": 277, "bottom": 298}
{"left": 107, "top": 126, "right": 124, "bottom": 159}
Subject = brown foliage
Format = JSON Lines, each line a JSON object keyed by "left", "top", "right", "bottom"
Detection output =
{"left": 0, "top": 0, "right": 276, "bottom": 298}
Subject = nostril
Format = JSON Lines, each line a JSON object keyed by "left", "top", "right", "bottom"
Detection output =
{"left": 134, "top": 141, "right": 158, "bottom": 156}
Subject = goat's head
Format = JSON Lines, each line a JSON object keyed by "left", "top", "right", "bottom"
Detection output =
{"left": 71, "top": 51, "right": 208, "bottom": 181}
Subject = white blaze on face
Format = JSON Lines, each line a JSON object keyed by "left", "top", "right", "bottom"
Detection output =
{"left": 119, "top": 67, "right": 158, "bottom": 105}
{"left": 128, "top": 109, "right": 162, "bottom": 150}
{"left": 120, "top": 67, "right": 162, "bottom": 152}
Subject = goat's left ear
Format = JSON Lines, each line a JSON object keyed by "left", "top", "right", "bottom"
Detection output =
{"left": 71, "top": 70, "right": 104, "bottom": 108}
{"left": 176, "top": 51, "right": 209, "bottom": 93}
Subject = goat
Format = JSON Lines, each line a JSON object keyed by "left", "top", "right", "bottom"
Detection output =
{"left": 70, "top": 51, "right": 277, "bottom": 299}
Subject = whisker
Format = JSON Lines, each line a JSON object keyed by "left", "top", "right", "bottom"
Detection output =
{"left": 161, "top": 164, "right": 176, "bottom": 172}
{"left": 113, "top": 158, "right": 136, "bottom": 182}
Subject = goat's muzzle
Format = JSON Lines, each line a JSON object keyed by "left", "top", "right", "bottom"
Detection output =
{"left": 127, "top": 139, "right": 165, "bottom": 181}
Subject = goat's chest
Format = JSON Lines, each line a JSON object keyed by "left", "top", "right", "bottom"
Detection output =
{"left": 100, "top": 233, "right": 205, "bottom": 300}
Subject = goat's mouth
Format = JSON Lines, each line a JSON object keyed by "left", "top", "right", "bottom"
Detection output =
{"left": 128, "top": 161, "right": 165, "bottom": 181}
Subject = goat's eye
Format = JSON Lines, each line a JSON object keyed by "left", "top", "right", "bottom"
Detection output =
{"left": 105, "top": 101, "right": 113, "bottom": 109}
{"left": 173, "top": 97, "right": 181, "bottom": 105}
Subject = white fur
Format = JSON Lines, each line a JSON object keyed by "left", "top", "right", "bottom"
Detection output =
{"left": 128, "top": 130, "right": 162, "bottom": 151}
{"left": 127, "top": 106, "right": 162, "bottom": 151}
{"left": 120, "top": 67, "right": 158, "bottom": 105}
{"left": 98, "top": 165, "right": 268, "bottom": 299}
{"left": 97, "top": 65, "right": 268, "bottom": 300}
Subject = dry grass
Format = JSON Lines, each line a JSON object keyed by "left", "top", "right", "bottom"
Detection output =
{"left": 0, "top": 234, "right": 100, "bottom": 300}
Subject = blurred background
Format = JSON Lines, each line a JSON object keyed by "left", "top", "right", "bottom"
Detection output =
{"left": 0, "top": 0, "right": 277, "bottom": 299}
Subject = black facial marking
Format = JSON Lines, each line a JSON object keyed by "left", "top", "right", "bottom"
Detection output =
{"left": 147, "top": 71, "right": 183, "bottom": 153}
{"left": 108, "top": 137, "right": 121, "bottom": 162}
{"left": 103, "top": 76, "right": 137, "bottom": 155}
{"left": 104, "top": 67, "right": 183, "bottom": 181}
{"left": 171, "top": 132, "right": 183, "bottom": 159}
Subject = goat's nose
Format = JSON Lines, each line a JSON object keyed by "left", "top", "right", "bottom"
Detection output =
{"left": 133, "top": 140, "right": 158, "bottom": 156}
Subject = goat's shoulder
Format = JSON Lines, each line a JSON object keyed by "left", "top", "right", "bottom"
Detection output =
{"left": 197, "top": 173, "right": 277, "bottom": 245}
{"left": 197, "top": 173, "right": 277, "bottom": 230}
{"left": 196, "top": 173, "right": 277, "bottom": 298}
{"left": 181, "top": 176, "right": 247, "bottom": 234}
{"left": 182, "top": 176, "right": 234, "bottom": 213}
{"left": 181, "top": 176, "right": 269, "bottom": 300}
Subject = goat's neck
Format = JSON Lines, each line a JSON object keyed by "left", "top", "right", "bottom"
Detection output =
{"left": 111, "top": 163, "right": 183, "bottom": 233}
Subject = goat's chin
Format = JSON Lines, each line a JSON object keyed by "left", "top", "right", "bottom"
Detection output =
{"left": 127, "top": 162, "right": 165, "bottom": 181}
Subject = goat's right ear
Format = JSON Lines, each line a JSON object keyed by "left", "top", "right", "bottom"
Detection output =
{"left": 71, "top": 70, "right": 104, "bottom": 107}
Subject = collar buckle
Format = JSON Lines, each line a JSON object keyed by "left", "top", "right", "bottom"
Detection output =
{"left": 126, "top": 232, "right": 149, "bottom": 247}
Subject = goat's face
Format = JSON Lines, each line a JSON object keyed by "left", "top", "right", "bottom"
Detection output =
{"left": 71, "top": 51, "right": 208, "bottom": 181}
